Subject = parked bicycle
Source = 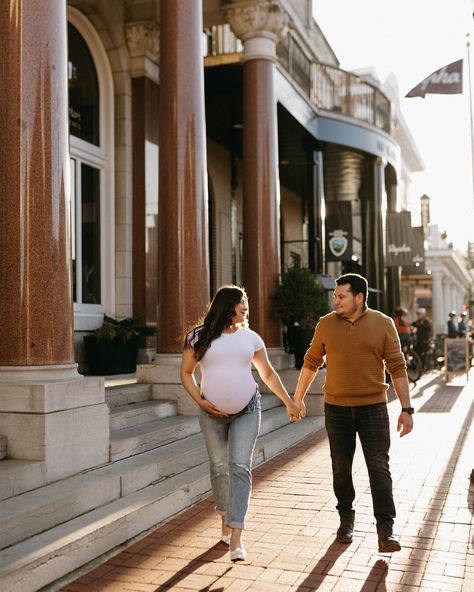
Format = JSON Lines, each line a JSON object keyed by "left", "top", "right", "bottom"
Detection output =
{"left": 402, "top": 335, "right": 423, "bottom": 385}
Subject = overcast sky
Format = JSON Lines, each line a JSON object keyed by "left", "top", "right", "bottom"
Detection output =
{"left": 312, "top": 0, "right": 474, "bottom": 251}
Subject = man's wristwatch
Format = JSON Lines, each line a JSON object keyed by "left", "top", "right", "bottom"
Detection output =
{"left": 401, "top": 407, "right": 414, "bottom": 415}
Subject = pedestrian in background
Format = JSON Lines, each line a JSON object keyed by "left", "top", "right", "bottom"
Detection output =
{"left": 447, "top": 311, "right": 458, "bottom": 338}
{"left": 411, "top": 307, "right": 432, "bottom": 369}
{"left": 458, "top": 312, "right": 468, "bottom": 338}
{"left": 393, "top": 306, "right": 411, "bottom": 349}
{"left": 180, "top": 285, "right": 300, "bottom": 562}
{"left": 293, "top": 273, "right": 413, "bottom": 553}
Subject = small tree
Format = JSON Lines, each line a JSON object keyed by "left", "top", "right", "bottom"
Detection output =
{"left": 270, "top": 263, "right": 330, "bottom": 329}
{"left": 270, "top": 263, "right": 331, "bottom": 369}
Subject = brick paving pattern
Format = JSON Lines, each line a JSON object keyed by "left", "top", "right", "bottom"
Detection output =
{"left": 60, "top": 370, "right": 474, "bottom": 591}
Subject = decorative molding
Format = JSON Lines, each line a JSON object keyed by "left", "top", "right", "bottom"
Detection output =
{"left": 223, "top": 0, "right": 290, "bottom": 61}
{"left": 126, "top": 21, "right": 160, "bottom": 61}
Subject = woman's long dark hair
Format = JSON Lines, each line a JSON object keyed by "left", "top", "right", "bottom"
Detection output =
{"left": 184, "top": 285, "right": 248, "bottom": 361}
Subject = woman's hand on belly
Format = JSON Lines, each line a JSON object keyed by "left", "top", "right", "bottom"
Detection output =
{"left": 200, "top": 399, "right": 229, "bottom": 417}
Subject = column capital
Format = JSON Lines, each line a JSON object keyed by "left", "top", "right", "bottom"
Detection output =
{"left": 126, "top": 21, "right": 160, "bottom": 81}
{"left": 223, "top": 0, "right": 290, "bottom": 62}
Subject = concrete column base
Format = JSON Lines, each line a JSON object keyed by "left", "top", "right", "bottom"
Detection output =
{"left": 138, "top": 355, "right": 199, "bottom": 415}
{"left": 0, "top": 375, "right": 109, "bottom": 482}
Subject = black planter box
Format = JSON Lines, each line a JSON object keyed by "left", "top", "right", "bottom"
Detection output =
{"left": 84, "top": 335, "right": 140, "bottom": 375}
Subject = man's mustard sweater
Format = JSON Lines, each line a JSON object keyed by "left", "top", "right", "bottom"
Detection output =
{"left": 303, "top": 308, "right": 407, "bottom": 406}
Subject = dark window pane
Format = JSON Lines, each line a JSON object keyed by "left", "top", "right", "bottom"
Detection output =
{"left": 68, "top": 23, "right": 100, "bottom": 145}
{"left": 81, "top": 164, "right": 101, "bottom": 304}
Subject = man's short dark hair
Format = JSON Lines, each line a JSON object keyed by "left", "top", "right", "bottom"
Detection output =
{"left": 335, "top": 273, "right": 368, "bottom": 305}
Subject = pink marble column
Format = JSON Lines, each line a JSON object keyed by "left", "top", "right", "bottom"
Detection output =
{"left": 157, "top": 0, "right": 210, "bottom": 353}
{"left": 0, "top": 0, "right": 74, "bottom": 367}
{"left": 226, "top": 1, "right": 289, "bottom": 346}
{"left": 243, "top": 58, "right": 281, "bottom": 345}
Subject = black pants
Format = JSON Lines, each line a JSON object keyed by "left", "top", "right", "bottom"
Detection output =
{"left": 325, "top": 402, "right": 395, "bottom": 533}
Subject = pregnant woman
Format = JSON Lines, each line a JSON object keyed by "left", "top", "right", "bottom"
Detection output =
{"left": 181, "top": 285, "right": 300, "bottom": 561}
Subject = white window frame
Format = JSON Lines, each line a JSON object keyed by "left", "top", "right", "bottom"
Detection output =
{"left": 68, "top": 7, "right": 115, "bottom": 332}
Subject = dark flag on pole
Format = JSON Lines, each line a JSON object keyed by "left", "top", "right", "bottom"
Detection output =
{"left": 405, "top": 59, "right": 463, "bottom": 98}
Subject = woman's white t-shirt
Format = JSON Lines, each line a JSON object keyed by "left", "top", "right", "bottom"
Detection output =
{"left": 198, "top": 327, "right": 265, "bottom": 414}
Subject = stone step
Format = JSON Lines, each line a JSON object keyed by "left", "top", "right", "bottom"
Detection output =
{"left": 0, "top": 473, "right": 120, "bottom": 551}
{"left": 109, "top": 415, "right": 201, "bottom": 461}
{"left": 259, "top": 406, "right": 295, "bottom": 436}
{"left": 109, "top": 399, "right": 178, "bottom": 431}
{"left": 0, "top": 414, "right": 325, "bottom": 591}
{"left": 254, "top": 415, "right": 324, "bottom": 465}
{"left": 0, "top": 464, "right": 211, "bottom": 592}
{"left": 0, "top": 460, "right": 48, "bottom": 501}
{"left": 105, "top": 382, "right": 152, "bottom": 408}
{"left": 94, "top": 432, "right": 208, "bottom": 497}
{"left": 0, "top": 435, "right": 6, "bottom": 460}
{"left": 260, "top": 393, "right": 283, "bottom": 411}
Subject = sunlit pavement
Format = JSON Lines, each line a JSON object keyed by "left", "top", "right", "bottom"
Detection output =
{"left": 59, "top": 369, "right": 474, "bottom": 592}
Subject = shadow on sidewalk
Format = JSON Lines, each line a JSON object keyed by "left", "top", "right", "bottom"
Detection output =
{"left": 417, "top": 383, "right": 463, "bottom": 413}
{"left": 294, "top": 540, "right": 351, "bottom": 591}
{"left": 359, "top": 559, "right": 388, "bottom": 591}
{"left": 153, "top": 543, "right": 230, "bottom": 591}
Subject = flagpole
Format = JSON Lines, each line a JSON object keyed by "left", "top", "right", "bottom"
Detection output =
{"left": 467, "top": 33, "right": 474, "bottom": 211}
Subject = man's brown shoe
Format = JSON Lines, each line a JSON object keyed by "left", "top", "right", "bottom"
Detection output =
{"left": 378, "top": 533, "right": 401, "bottom": 553}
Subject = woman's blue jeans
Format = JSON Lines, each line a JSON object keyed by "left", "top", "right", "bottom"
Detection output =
{"left": 324, "top": 402, "right": 396, "bottom": 533}
{"left": 199, "top": 391, "right": 261, "bottom": 529}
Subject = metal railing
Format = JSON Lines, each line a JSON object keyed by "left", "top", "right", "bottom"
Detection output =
{"left": 311, "top": 63, "right": 391, "bottom": 133}
{"left": 204, "top": 25, "right": 391, "bottom": 134}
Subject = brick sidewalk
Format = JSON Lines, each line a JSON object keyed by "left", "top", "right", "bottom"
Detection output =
{"left": 59, "top": 370, "right": 474, "bottom": 592}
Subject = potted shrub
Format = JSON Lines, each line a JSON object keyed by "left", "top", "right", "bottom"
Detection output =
{"left": 84, "top": 315, "right": 156, "bottom": 375}
{"left": 270, "top": 263, "right": 331, "bottom": 369}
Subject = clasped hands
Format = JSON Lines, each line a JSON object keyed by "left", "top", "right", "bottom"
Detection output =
{"left": 287, "top": 397, "right": 305, "bottom": 421}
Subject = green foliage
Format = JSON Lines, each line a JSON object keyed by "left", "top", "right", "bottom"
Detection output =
{"left": 270, "top": 263, "right": 331, "bottom": 329}
{"left": 94, "top": 315, "right": 156, "bottom": 342}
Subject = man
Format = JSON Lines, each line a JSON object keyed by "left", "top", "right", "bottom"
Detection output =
{"left": 411, "top": 307, "right": 432, "bottom": 370}
{"left": 447, "top": 311, "right": 458, "bottom": 338}
{"left": 294, "top": 273, "right": 413, "bottom": 553}
{"left": 457, "top": 312, "right": 468, "bottom": 338}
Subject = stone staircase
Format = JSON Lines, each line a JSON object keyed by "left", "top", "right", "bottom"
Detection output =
{"left": 0, "top": 374, "right": 324, "bottom": 592}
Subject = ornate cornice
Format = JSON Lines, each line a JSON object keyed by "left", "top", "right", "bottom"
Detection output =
{"left": 223, "top": 1, "right": 290, "bottom": 43}
{"left": 126, "top": 21, "right": 160, "bottom": 61}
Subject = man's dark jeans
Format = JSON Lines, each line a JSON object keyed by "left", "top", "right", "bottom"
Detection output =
{"left": 325, "top": 402, "right": 395, "bottom": 533}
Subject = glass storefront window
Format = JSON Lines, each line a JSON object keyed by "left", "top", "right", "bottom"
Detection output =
{"left": 81, "top": 164, "right": 101, "bottom": 304}
{"left": 68, "top": 23, "right": 100, "bottom": 146}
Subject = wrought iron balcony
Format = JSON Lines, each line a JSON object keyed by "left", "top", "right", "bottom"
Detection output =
{"left": 204, "top": 25, "right": 391, "bottom": 135}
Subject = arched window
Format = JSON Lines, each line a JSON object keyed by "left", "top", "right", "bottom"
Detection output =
{"left": 67, "top": 10, "right": 114, "bottom": 330}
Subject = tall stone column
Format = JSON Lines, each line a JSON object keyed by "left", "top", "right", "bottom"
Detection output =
{"left": 0, "top": 0, "right": 75, "bottom": 375}
{"left": 226, "top": 0, "right": 289, "bottom": 346}
{"left": 0, "top": 1, "right": 108, "bottom": 480}
{"left": 156, "top": 0, "right": 210, "bottom": 353}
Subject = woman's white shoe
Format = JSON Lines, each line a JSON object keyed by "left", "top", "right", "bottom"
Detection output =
{"left": 230, "top": 547, "right": 246, "bottom": 562}
{"left": 221, "top": 534, "right": 231, "bottom": 545}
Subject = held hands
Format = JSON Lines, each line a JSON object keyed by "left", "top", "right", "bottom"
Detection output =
{"left": 286, "top": 399, "right": 302, "bottom": 421}
{"left": 397, "top": 412, "right": 414, "bottom": 437}
{"left": 294, "top": 397, "right": 306, "bottom": 419}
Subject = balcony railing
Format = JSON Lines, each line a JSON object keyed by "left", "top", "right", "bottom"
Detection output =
{"left": 311, "top": 63, "right": 391, "bottom": 133}
{"left": 204, "top": 25, "right": 391, "bottom": 135}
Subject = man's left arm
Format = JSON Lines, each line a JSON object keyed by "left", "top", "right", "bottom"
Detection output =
{"left": 385, "top": 319, "right": 414, "bottom": 437}
{"left": 391, "top": 376, "right": 414, "bottom": 437}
